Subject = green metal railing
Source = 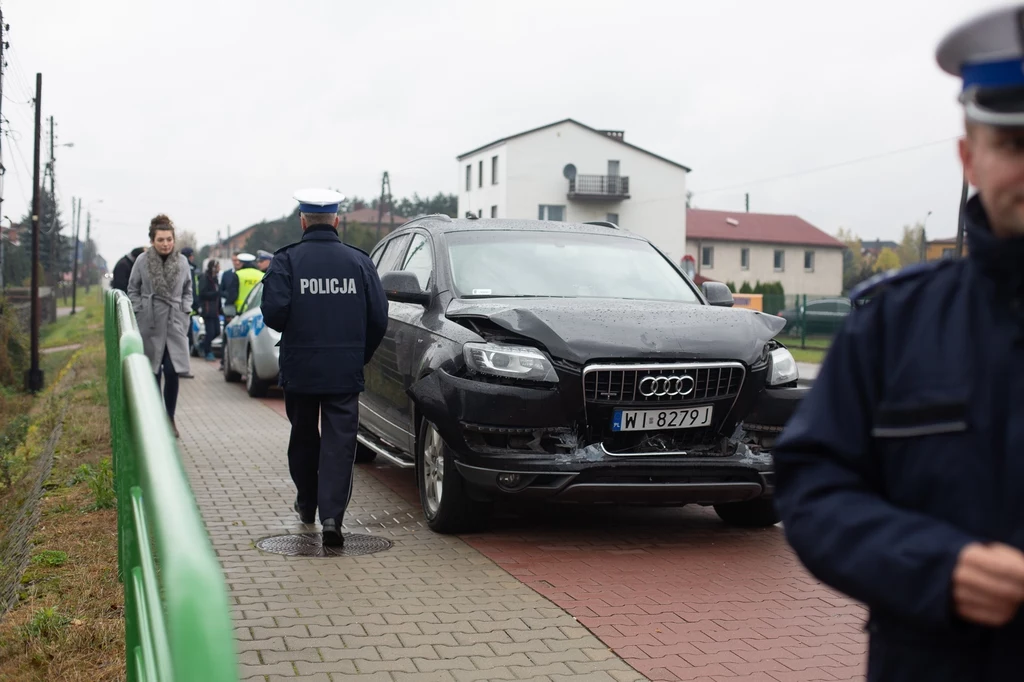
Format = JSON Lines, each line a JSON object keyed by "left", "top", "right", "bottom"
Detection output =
{"left": 104, "top": 289, "right": 239, "bottom": 682}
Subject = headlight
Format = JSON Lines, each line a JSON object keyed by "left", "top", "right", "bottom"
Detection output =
{"left": 768, "top": 348, "right": 799, "bottom": 386}
{"left": 463, "top": 343, "right": 559, "bottom": 383}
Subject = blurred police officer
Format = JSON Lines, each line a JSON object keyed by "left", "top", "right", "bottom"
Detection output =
{"left": 775, "top": 6, "right": 1024, "bottom": 680}
{"left": 256, "top": 249, "right": 274, "bottom": 273}
{"left": 261, "top": 189, "right": 388, "bottom": 546}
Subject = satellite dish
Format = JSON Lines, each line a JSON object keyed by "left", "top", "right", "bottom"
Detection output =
{"left": 562, "top": 164, "right": 577, "bottom": 180}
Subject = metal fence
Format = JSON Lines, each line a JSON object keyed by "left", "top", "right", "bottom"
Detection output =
{"left": 769, "top": 294, "right": 849, "bottom": 351}
{"left": 104, "top": 289, "right": 239, "bottom": 682}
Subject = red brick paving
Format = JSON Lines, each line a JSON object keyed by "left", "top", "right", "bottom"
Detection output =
{"left": 260, "top": 394, "right": 868, "bottom": 680}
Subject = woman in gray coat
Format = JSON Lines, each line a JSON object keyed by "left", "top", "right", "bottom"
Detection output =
{"left": 127, "top": 214, "right": 193, "bottom": 437}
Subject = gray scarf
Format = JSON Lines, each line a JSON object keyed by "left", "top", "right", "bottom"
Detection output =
{"left": 145, "top": 247, "right": 182, "bottom": 300}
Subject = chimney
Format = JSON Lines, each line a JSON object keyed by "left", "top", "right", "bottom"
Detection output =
{"left": 601, "top": 130, "right": 625, "bottom": 141}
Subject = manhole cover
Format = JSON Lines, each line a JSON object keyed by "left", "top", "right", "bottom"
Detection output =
{"left": 255, "top": 532, "right": 393, "bottom": 558}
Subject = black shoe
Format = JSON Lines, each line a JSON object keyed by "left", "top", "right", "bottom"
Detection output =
{"left": 321, "top": 519, "right": 344, "bottom": 547}
{"left": 179, "top": 372, "right": 195, "bottom": 379}
{"left": 293, "top": 498, "right": 315, "bottom": 525}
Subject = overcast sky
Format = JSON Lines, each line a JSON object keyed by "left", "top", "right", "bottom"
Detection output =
{"left": 2, "top": 0, "right": 995, "bottom": 268}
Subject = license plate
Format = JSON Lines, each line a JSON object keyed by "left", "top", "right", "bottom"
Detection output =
{"left": 611, "top": 405, "right": 713, "bottom": 432}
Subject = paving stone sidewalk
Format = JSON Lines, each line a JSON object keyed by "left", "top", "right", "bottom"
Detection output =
{"left": 176, "top": 360, "right": 646, "bottom": 681}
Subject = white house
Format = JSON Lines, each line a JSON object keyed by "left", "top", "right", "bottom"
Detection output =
{"left": 684, "top": 208, "right": 845, "bottom": 296}
{"left": 456, "top": 119, "right": 691, "bottom": 262}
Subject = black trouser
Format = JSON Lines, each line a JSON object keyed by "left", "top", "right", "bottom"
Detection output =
{"left": 202, "top": 315, "right": 220, "bottom": 356}
{"left": 284, "top": 391, "right": 359, "bottom": 525}
{"left": 154, "top": 347, "right": 178, "bottom": 421}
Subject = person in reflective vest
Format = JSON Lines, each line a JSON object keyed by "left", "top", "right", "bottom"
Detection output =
{"left": 233, "top": 253, "right": 263, "bottom": 311}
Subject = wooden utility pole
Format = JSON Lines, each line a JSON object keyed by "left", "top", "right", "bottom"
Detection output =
{"left": 376, "top": 171, "right": 392, "bottom": 241}
{"left": 0, "top": 9, "right": 6, "bottom": 255}
{"left": 83, "top": 211, "right": 91, "bottom": 292}
{"left": 47, "top": 116, "right": 55, "bottom": 288}
{"left": 70, "top": 197, "right": 81, "bottom": 314}
{"left": 26, "top": 73, "right": 43, "bottom": 393}
{"left": 955, "top": 174, "right": 969, "bottom": 257}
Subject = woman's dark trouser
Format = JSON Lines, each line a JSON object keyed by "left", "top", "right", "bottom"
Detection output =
{"left": 202, "top": 315, "right": 220, "bottom": 356}
{"left": 155, "top": 347, "right": 179, "bottom": 420}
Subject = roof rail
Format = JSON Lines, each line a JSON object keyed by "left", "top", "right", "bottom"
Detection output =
{"left": 583, "top": 220, "right": 619, "bottom": 230}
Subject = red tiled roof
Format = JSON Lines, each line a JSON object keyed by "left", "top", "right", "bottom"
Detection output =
{"left": 342, "top": 208, "right": 406, "bottom": 225}
{"left": 687, "top": 209, "right": 844, "bottom": 249}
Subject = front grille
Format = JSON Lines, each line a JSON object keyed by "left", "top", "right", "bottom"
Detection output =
{"left": 582, "top": 362, "right": 745, "bottom": 405}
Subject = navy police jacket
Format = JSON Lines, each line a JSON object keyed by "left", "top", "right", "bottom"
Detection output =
{"left": 774, "top": 196, "right": 1024, "bottom": 681}
{"left": 261, "top": 225, "right": 389, "bottom": 394}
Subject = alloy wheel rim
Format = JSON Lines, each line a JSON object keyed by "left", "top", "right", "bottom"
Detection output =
{"left": 423, "top": 424, "right": 443, "bottom": 516}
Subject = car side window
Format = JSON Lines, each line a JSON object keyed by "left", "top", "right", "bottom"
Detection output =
{"left": 402, "top": 233, "right": 433, "bottom": 290}
{"left": 376, "top": 235, "right": 411, "bottom": 275}
{"left": 244, "top": 283, "right": 263, "bottom": 312}
{"left": 370, "top": 242, "right": 387, "bottom": 267}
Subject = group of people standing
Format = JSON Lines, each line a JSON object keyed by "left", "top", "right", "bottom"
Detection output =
{"left": 111, "top": 214, "right": 273, "bottom": 436}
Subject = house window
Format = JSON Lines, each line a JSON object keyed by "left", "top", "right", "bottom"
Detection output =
{"left": 478, "top": 160, "right": 483, "bottom": 188}
{"left": 538, "top": 205, "right": 565, "bottom": 221}
{"left": 491, "top": 156, "right": 498, "bottom": 185}
{"left": 942, "top": 247, "right": 954, "bottom": 258}
{"left": 478, "top": 208, "right": 483, "bottom": 218}
{"left": 804, "top": 250, "right": 815, "bottom": 272}
{"left": 701, "top": 246, "right": 714, "bottom": 269}
{"left": 490, "top": 205, "right": 498, "bottom": 218}
{"left": 740, "top": 248, "right": 750, "bottom": 270}
{"left": 465, "top": 165, "right": 471, "bottom": 191}
{"left": 774, "top": 249, "right": 785, "bottom": 272}
{"left": 606, "top": 213, "right": 619, "bottom": 225}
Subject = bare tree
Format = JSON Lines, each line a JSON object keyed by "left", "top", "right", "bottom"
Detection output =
{"left": 178, "top": 230, "right": 198, "bottom": 250}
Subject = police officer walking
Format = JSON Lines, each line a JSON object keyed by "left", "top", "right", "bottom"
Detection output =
{"left": 775, "top": 6, "right": 1024, "bottom": 680}
{"left": 261, "top": 189, "right": 388, "bottom": 546}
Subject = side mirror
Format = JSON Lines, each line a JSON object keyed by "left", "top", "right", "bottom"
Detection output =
{"left": 702, "top": 281, "right": 734, "bottom": 308}
{"left": 381, "top": 271, "right": 430, "bottom": 306}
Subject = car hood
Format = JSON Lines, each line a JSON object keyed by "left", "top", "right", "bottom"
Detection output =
{"left": 446, "top": 297, "right": 786, "bottom": 366}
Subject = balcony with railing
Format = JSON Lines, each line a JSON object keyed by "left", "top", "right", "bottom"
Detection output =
{"left": 567, "top": 174, "right": 630, "bottom": 201}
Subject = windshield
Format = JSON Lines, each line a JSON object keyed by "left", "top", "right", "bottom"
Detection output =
{"left": 446, "top": 230, "right": 701, "bottom": 303}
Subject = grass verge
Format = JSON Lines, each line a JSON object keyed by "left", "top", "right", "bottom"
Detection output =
{"left": 41, "top": 289, "right": 104, "bottom": 351}
{"left": 0, "top": 322, "right": 124, "bottom": 680}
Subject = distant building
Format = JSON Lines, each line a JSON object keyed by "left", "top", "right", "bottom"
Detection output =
{"left": 456, "top": 118, "right": 691, "bottom": 262}
{"left": 925, "top": 236, "right": 966, "bottom": 260}
{"left": 685, "top": 209, "right": 845, "bottom": 296}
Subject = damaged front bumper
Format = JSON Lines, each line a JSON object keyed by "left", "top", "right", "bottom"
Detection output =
{"left": 409, "top": 369, "right": 793, "bottom": 505}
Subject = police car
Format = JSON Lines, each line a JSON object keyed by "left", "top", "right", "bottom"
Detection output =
{"left": 357, "top": 215, "right": 806, "bottom": 533}
{"left": 222, "top": 280, "right": 281, "bottom": 397}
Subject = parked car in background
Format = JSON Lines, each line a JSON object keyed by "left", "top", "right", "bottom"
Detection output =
{"left": 222, "top": 282, "right": 280, "bottom": 397}
{"left": 190, "top": 315, "right": 225, "bottom": 359}
{"left": 356, "top": 215, "right": 806, "bottom": 534}
{"left": 778, "top": 296, "right": 851, "bottom": 336}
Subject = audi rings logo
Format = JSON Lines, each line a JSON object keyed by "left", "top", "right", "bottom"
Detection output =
{"left": 638, "top": 375, "right": 696, "bottom": 397}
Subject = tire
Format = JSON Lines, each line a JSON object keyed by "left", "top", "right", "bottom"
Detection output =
{"left": 416, "top": 419, "right": 490, "bottom": 534}
{"left": 714, "top": 497, "right": 779, "bottom": 528}
{"left": 245, "top": 349, "right": 270, "bottom": 397}
{"left": 355, "top": 441, "right": 377, "bottom": 464}
{"left": 223, "top": 344, "right": 241, "bottom": 383}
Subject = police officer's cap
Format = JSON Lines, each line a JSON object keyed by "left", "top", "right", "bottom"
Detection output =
{"left": 294, "top": 188, "right": 345, "bottom": 214}
{"left": 938, "top": 5, "right": 1024, "bottom": 127}
{"left": 237, "top": 252, "right": 256, "bottom": 264}
{"left": 257, "top": 249, "right": 273, "bottom": 261}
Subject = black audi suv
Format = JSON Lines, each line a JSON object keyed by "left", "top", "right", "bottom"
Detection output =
{"left": 356, "top": 215, "right": 806, "bottom": 533}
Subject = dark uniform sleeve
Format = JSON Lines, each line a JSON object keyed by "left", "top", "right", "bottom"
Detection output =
{"left": 260, "top": 252, "right": 292, "bottom": 332}
{"left": 223, "top": 271, "right": 239, "bottom": 307}
{"left": 774, "top": 299, "right": 977, "bottom": 629}
{"left": 362, "top": 257, "right": 389, "bottom": 364}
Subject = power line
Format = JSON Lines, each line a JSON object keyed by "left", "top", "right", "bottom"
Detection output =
{"left": 691, "top": 136, "right": 961, "bottom": 198}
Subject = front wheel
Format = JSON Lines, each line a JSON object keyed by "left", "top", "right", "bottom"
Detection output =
{"left": 223, "top": 344, "right": 241, "bottom": 383}
{"left": 714, "top": 497, "right": 779, "bottom": 528}
{"left": 245, "top": 350, "right": 270, "bottom": 397}
{"left": 416, "top": 420, "right": 490, "bottom": 534}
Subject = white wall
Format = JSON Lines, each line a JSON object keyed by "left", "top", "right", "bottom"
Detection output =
{"left": 501, "top": 121, "right": 689, "bottom": 262}
{"left": 457, "top": 145, "right": 508, "bottom": 219}
{"left": 684, "top": 240, "right": 844, "bottom": 296}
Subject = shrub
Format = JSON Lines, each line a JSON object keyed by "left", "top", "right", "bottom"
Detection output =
{"left": 0, "top": 301, "right": 28, "bottom": 388}
{"left": 86, "top": 458, "right": 115, "bottom": 510}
